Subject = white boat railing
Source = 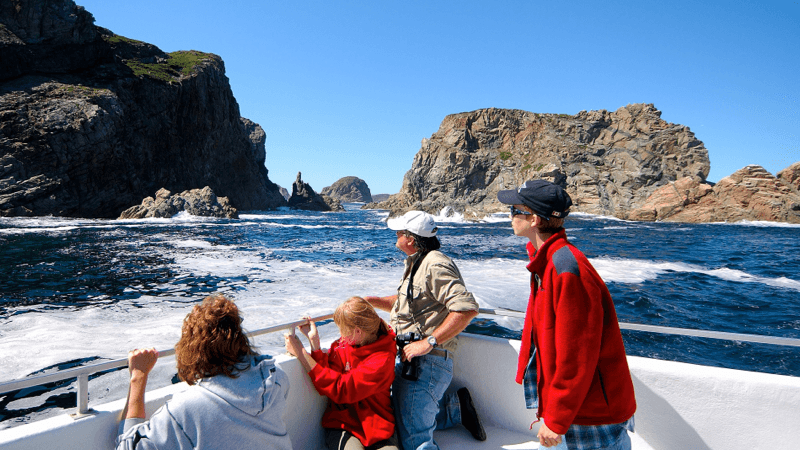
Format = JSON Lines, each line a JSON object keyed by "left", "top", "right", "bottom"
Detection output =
{"left": 1, "top": 308, "right": 798, "bottom": 418}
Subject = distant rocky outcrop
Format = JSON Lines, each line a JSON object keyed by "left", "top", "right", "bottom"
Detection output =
{"left": 628, "top": 164, "right": 800, "bottom": 223}
{"left": 369, "top": 104, "right": 712, "bottom": 220}
{"left": 371, "top": 194, "right": 390, "bottom": 203}
{"left": 0, "top": 0, "right": 287, "bottom": 218}
{"left": 287, "top": 172, "right": 344, "bottom": 212}
{"left": 278, "top": 186, "right": 290, "bottom": 201}
{"left": 321, "top": 176, "right": 373, "bottom": 203}
{"left": 322, "top": 194, "right": 343, "bottom": 212}
{"left": 778, "top": 162, "right": 800, "bottom": 192}
{"left": 119, "top": 186, "right": 238, "bottom": 219}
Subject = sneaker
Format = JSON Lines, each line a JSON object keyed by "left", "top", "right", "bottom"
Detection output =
{"left": 457, "top": 387, "right": 487, "bottom": 441}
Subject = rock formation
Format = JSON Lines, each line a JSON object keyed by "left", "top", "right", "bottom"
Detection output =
{"left": 322, "top": 194, "right": 344, "bottom": 212}
{"left": 628, "top": 164, "right": 800, "bottom": 223}
{"left": 0, "top": 0, "right": 286, "bottom": 218}
{"left": 778, "top": 162, "right": 800, "bottom": 193}
{"left": 118, "top": 186, "right": 238, "bottom": 219}
{"left": 369, "top": 104, "right": 710, "bottom": 220}
{"left": 287, "top": 172, "right": 344, "bottom": 212}
{"left": 371, "top": 194, "right": 390, "bottom": 203}
{"left": 321, "top": 176, "right": 373, "bottom": 202}
{"left": 278, "top": 186, "right": 290, "bottom": 201}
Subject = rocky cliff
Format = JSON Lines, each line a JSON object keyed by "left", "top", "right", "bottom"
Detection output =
{"left": 370, "top": 104, "right": 712, "bottom": 220}
{"left": 628, "top": 164, "right": 800, "bottom": 223}
{"left": 0, "top": 0, "right": 286, "bottom": 218}
{"left": 321, "top": 176, "right": 373, "bottom": 202}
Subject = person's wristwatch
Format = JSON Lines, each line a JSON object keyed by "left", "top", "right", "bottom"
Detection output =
{"left": 426, "top": 335, "right": 438, "bottom": 348}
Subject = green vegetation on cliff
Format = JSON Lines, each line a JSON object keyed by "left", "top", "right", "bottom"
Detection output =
{"left": 104, "top": 35, "right": 215, "bottom": 82}
{"left": 124, "top": 51, "right": 214, "bottom": 82}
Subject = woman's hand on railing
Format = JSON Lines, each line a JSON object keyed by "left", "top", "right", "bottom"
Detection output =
{"left": 284, "top": 333, "right": 318, "bottom": 372}
{"left": 128, "top": 348, "right": 158, "bottom": 378}
{"left": 284, "top": 333, "right": 305, "bottom": 358}
{"left": 297, "top": 316, "right": 321, "bottom": 352}
{"left": 125, "top": 347, "right": 158, "bottom": 420}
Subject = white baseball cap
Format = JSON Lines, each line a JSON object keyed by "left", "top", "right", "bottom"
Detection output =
{"left": 387, "top": 211, "right": 438, "bottom": 237}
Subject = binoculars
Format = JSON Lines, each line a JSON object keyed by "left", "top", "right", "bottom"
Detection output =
{"left": 396, "top": 332, "right": 422, "bottom": 381}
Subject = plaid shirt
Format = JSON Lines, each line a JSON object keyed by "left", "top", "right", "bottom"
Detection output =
{"left": 523, "top": 351, "right": 635, "bottom": 449}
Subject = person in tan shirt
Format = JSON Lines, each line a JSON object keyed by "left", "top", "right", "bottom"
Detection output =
{"left": 364, "top": 211, "right": 486, "bottom": 450}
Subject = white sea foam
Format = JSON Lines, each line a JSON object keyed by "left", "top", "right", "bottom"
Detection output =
{"left": 433, "top": 206, "right": 466, "bottom": 223}
{"left": 568, "top": 212, "right": 628, "bottom": 222}
{"left": 727, "top": 220, "right": 800, "bottom": 229}
{"left": 481, "top": 212, "right": 512, "bottom": 223}
{"left": 591, "top": 257, "right": 800, "bottom": 291}
{"left": 168, "top": 239, "right": 224, "bottom": 249}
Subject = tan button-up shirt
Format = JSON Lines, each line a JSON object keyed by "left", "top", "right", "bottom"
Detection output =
{"left": 390, "top": 250, "right": 478, "bottom": 355}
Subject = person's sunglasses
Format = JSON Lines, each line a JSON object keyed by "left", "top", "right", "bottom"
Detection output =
{"left": 510, "top": 206, "right": 533, "bottom": 217}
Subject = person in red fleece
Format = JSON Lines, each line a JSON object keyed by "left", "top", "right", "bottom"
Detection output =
{"left": 497, "top": 180, "right": 637, "bottom": 450}
{"left": 285, "top": 296, "right": 398, "bottom": 450}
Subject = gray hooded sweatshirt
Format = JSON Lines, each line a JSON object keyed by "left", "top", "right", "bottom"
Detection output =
{"left": 116, "top": 354, "right": 292, "bottom": 450}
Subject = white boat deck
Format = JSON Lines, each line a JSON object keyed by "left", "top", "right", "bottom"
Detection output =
{"left": 436, "top": 425, "right": 541, "bottom": 449}
{"left": 434, "top": 426, "right": 653, "bottom": 450}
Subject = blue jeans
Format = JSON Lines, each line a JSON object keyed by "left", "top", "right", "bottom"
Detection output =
{"left": 563, "top": 418, "right": 635, "bottom": 450}
{"left": 392, "top": 354, "right": 461, "bottom": 450}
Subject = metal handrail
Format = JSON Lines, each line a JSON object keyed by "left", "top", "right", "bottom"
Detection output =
{"left": 617, "top": 322, "right": 800, "bottom": 348}
{"left": 0, "top": 313, "right": 333, "bottom": 416}
{"left": 2, "top": 308, "right": 799, "bottom": 417}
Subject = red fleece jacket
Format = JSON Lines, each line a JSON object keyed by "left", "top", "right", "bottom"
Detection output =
{"left": 309, "top": 328, "right": 396, "bottom": 446}
{"left": 515, "top": 230, "right": 636, "bottom": 435}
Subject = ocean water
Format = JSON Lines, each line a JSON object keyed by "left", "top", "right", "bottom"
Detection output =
{"left": 1, "top": 204, "right": 799, "bottom": 427}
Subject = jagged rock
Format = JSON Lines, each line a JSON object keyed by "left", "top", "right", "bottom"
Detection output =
{"left": 118, "top": 186, "right": 238, "bottom": 219}
{"left": 0, "top": 0, "right": 287, "bottom": 218}
{"left": 627, "top": 177, "right": 712, "bottom": 222}
{"left": 371, "top": 194, "right": 390, "bottom": 203}
{"left": 370, "top": 104, "right": 710, "bottom": 220}
{"left": 287, "top": 172, "right": 344, "bottom": 212}
{"left": 321, "top": 194, "right": 343, "bottom": 212}
{"left": 778, "top": 162, "right": 800, "bottom": 193}
{"left": 321, "top": 176, "right": 373, "bottom": 202}
{"left": 628, "top": 164, "right": 800, "bottom": 223}
{"left": 278, "top": 186, "right": 290, "bottom": 201}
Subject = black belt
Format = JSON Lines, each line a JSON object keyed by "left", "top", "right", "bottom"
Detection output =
{"left": 427, "top": 348, "right": 449, "bottom": 359}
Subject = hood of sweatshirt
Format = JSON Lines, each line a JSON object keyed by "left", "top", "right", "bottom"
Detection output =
{"left": 198, "top": 354, "right": 287, "bottom": 417}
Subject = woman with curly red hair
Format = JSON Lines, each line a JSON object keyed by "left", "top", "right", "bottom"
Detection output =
{"left": 116, "top": 294, "right": 293, "bottom": 450}
{"left": 285, "top": 296, "right": 398, "bottom": 450}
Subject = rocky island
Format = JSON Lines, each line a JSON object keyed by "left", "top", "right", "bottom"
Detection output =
{"left": 118, "top": 186, "right": 238, "bottom": 219}
{"left": 368, "top": 104, "right": 800, "bottom": 224}
{"left": 0, "top": 0, "right": 286, "bottom": 218}
{"left": 287, "top": 172, "right": 343, "bottom": 212}
{"left": 321, "top": 176, "right": 373, "bottom": 203}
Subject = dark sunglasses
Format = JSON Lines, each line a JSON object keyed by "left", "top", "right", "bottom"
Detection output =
{"left": 510, "top": 206, "right": 533, "bottom": 217}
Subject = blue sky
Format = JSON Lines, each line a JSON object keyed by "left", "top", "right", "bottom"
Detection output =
{"left": 77, "top": 0, "right": 799, "bottom": 195}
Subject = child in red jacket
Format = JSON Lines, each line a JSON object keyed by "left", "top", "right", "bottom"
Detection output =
{"left": 286, "top": 296, "right": 398, "bottom": 450}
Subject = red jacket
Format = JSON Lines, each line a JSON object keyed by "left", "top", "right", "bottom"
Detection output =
{"left": 515, "top": 230, "right": 636, "bottom": 435}
{"left": 309, "top": 328, "right": 396, "bottom": 446}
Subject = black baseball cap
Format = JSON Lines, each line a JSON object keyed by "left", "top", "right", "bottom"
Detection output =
{"left": 497, "top": 180, "right": 572, "bottom": 219}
